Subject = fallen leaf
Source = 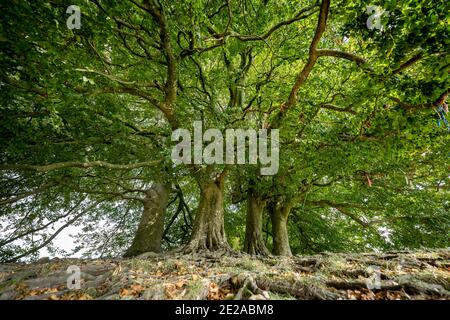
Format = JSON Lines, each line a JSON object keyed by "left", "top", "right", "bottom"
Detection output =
{"left": 175, "top": 279, "right": 187, "bottom": 288}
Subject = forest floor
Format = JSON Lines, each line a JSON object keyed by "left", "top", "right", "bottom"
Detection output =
{"left": 0, "top": 248, "right": 449, "bottom": 300}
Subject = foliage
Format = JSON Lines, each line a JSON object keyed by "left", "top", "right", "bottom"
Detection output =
{"left": 0, "top": 0, "right": 448, "bottom": 261}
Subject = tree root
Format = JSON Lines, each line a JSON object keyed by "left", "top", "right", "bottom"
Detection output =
{"left": 229, "top": 274, "right": 341, "bottom": 300}
{"left": 326, "top": 278, "right": 450, "bottom": 298}
{"left": 256, "top": 278, "right": 341, "bottom": 300}
{"left": 180, "top": 244, "right": 238, "bottom": 262}
{"left": 232, "top": 276, "right": 264, "bottom": 300}
{"left": 326, "top": 280, "right": 402, "bottom": 291}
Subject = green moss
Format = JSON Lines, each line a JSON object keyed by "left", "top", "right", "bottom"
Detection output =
{"left": 268, "top": 292, "right": 296, "bottom": 300}
{"left": 184, "top": 279, "right": 207, "bottom": 300}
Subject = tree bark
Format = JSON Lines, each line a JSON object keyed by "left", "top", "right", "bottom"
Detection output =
{"left": 271, "top": 204, "right": 292, "bottom": 256}
{"left": 185, "top": 173, "right": 229, "bottom": 252}
{"left": 244, "top": 188, "right": 270, "bottom": 255}
{"left": 124, "top": 183, "right": 169, "bottom": 257}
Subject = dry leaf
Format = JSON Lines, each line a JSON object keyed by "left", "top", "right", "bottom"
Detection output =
{"left": 119, "top": 288, "right": 133, "bottom": 297}
{"left": 165, "top": 284, "right": 177, "bottom": 299}
{"left": 175, "top": 279, "right": 187, "bottom": 288}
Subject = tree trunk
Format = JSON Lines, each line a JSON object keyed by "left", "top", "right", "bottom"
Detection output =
{"left": 271, "top": 205, "right": 292, "bottom": 256}
{"left": 185, "top": 173, "right": 229, "bottom": 252}
{"left": 244, "top": 189, "right": 270, "bottom": 255}
{"left": 124, "top": 183, "right": 168, "bottom": 257}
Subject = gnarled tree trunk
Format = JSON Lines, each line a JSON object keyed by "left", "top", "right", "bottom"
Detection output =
{"left": 185, "top": 172, "right": 229, "bottom": 252}
{"left": 271, "top": 204, "right": 292, "bottom": 256}
{"left": 124, "top": 183, "right": 169, "bottom": 257}
{"left": 244, "top": 188, "right": 270, "bottom": 255}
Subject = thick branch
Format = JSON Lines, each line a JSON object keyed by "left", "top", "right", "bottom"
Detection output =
{"left": 317, "top": 49, "right": 366, "bottom": 65}
{"left": 321, "top": 103, "right": 357, "bottom": 115}
{"left": 285, "top": 0, "right": 330, "bottom": 109}
{"left": 0, "top": 160, "right": 161, "bottom": 172}
{"left": 144, "top": 0, "right": 178, "bottom": 125}
{"left": 391, "top": 52, "right": 423, "bottom": 75}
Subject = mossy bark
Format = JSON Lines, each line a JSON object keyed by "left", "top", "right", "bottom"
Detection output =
{"left": 124, "top": 183, "right": 168, "bottom": 257}
{"left": 185, "top": 174, "right": 229, "bottom": 252}
{"left": 271, "top": 205, "right": 292, "bottom": 256}
{"left": 244, "top": 189, "right": 270, "bottom": 256}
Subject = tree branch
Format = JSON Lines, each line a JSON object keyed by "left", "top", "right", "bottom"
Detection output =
{"left": 391, "top": 52, "right": 423, "bottom": 75}
{"left": 317, "top": 49, "right": 366, "bottom": 65}
{"left": 285, "top": 0, "right": 330, "bottom": 109}
{"left": 389, "top": 89, "right": 449, "bottom": 110}
{"left": 3, "top": 200, "right": 104, "bottom": 262}
{"left": 320, "top": 103, "right": 357, "bottom": 115}
{"left": 229, "top": 3, "right": 319, "bottom": 42}
{"left": 0, "top": 160, "right": 162, "bottom": 172}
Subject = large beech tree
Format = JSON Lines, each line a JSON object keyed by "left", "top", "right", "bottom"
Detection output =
{"left": 0, "top": 0, "right": 448, "bottom": 261}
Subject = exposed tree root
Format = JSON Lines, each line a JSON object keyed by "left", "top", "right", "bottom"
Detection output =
{"left": 326, "top": 280, "right": 401, "bottom": 291}
{"left": 231, "top": 276, "right": 264, "bottom": 300}
{"left": 256, "top": 278, "right": 341, "bottom": 300}
{"left": 182, "top": 243, "right": 234, "bottom": 257}
{"left": 1, "top": 249, "right": 448, "bottom": 300}
{"left": 228, "top": 274, "right": 340, "bottom": 300}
